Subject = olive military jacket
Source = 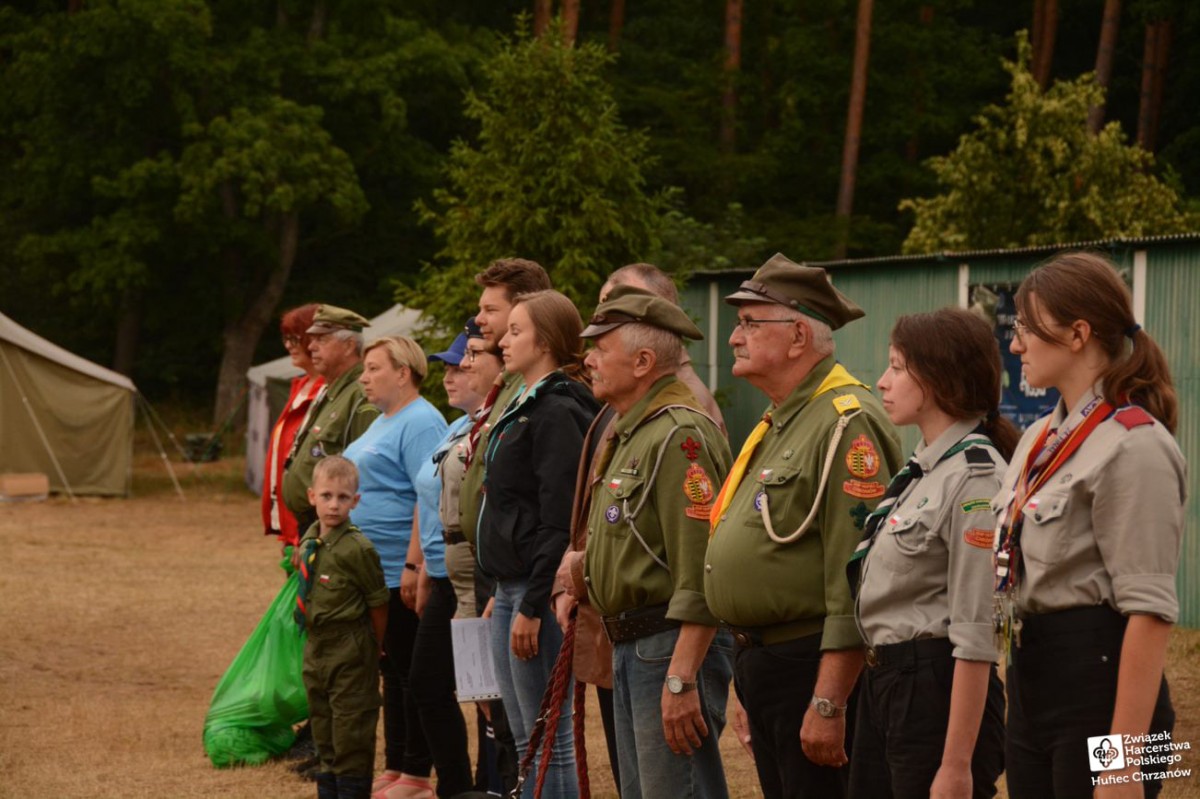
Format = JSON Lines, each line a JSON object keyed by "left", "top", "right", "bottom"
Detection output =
{"left": 705, "top": 356, "right": 902, "bottom": 650}
{"left": 994, "top": 385, "right": 1187, "bottom": 623}
{"left": 459, "top": 371, "right": 523, "bottom": 546}
{"left": 298, "top": 520, "right": 389, "bottom": 629}
{"left": 857, "top": 418, "right": 1004, "bottom": 663}
{"left": 282, "top": 363, "right": 379, "bottom": 517}
{"left": 584, "top": 376, "right": 732, "bottom": 625}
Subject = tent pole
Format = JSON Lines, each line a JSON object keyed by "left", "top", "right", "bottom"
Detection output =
{"left": 139, "top": 393, "right": 197, "bottom": 473}
{"left": 137, "top": 394, "right": 185, "bottom": 502}
{"left": 0, "top": 345, "right": 76, "bottom": 501}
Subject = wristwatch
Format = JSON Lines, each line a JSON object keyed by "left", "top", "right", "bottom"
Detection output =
{"left": 809, "top": 696, "right": 847, "bottom": 718}
{"left": 664, "top": 675, "right": 698, "bottom": 695}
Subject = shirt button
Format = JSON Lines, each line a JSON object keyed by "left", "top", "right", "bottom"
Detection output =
{"left": 584, "top": 576, "right": 591, "bottom": 584}
{"left": 705, "top": 564, "right": 712, "bottom": 573}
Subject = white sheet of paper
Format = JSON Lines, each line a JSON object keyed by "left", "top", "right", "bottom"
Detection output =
{"left": 450, "top": 617, "right": 502, "bottom": 702}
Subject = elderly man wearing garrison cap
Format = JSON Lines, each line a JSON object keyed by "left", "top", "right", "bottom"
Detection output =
{"left": 704, "top": 254, "right": 901, "bottom": 799}
{"left": 562, "top": 285, "right": 734, "bottom": 798}
{"left": 282, "top": 304, "right": 381, "bottom": 532}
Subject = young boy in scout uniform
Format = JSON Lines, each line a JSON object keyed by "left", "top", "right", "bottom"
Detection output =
{"left": 568, "top": 285, "right": 734, "bottom": 799}
{"left": 704, "top": 254, "right": 902, "bottom": 799}
{"left": 296, "top": 456, "right": 389, "bottom": 799}
{"left": 283, "top": 305, "right": 380, "bottom": 533}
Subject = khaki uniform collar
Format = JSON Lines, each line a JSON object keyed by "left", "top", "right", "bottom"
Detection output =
{"left": 319, "top": 519, "right": 357, "bottom": 547}
{"left": 770, "top": 355, "right": 839, "bottom": 428}
{"left": 324, "top": 361, "right": 364, "bottom": 397}
{"left": 1049, "top": 381, "right": 1104, "bottom": 429}
{"left": 913, "top": 417, "right": 985, "bottom": 472}
{"left": 612, "top": 375, "right": 702, "bottom": 441}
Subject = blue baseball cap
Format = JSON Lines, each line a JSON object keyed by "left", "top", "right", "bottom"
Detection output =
{"left": 429, "top": 332, "right": 468, "bottom": 366}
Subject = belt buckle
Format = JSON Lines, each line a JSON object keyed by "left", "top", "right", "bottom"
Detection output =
{"left": 865, "top": 647, "right": 879, "bottom": 667}
{"left": 733, "top": 630, "right": 754, "bottom": 648}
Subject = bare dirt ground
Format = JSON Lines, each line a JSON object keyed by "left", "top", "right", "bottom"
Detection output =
{"left": 1, "top": 454, "right": 1198, "bottom": 798}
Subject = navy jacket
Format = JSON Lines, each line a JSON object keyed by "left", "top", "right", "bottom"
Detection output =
{"left": 478, "top": 371, "right": 599, "bottom": 617}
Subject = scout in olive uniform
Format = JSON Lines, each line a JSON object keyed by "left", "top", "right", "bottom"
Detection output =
{"left": 566, "top": 286, "right": 734, "bottom": 799}
{"left": 848, "top": 309, "right": 1013, "bottom": 799}
{"left": 997, "top": 253, "right": 1185, "bottom": 799}
{"left": 704, "top": 254, "right": 902, "bottom": 799}
{"left": 283, "top": 305, "right": 380, "bottom": 533}
{"left": 296, "top": 456, "right": 389, "bottom": 799}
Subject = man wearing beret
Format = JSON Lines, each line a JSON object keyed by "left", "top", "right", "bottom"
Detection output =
{"left": 565, "top": 285, "right": 734, "bottom": 798}
{"left": 704, "top": 254, "right": 902, "bottom": 798}
{"left": 283, "top": 304, "right": 381, "bottom": 533}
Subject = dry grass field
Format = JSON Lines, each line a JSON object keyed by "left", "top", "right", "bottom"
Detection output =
{"left": 1, "top": 452, "right": 1198, "bottom": 798}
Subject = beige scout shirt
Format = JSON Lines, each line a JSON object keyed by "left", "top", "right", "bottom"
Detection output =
{"left": 437, "top": 418, "right": 477, "bottom": 619}
{"left": 994, "top": 385, "right": 1187, "bottom": 623}
{"left": 857, "top": 419, "right": 1003, "bottom": 663}
{"left": 705, "top": 357, "right": 903, "bottom": 650}
{"left": 459, "top": 371, "right": 523, "bottom": 546}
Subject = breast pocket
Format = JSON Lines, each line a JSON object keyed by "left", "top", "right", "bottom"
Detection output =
{"left": 599, "top": 475, "right": 647, "bottom": 539}
{"left": 749, "top": 466, "right": 811, "bottom": 537}
{"left": 873, "top": 508, "right": 938, "bottom": 574}
{"left": 1020, "top": 489, "right": 1070, "bottom": 564}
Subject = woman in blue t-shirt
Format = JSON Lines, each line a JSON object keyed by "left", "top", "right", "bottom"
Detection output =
{"left": 345, "top": 335, "right": 447, "bottom": 799}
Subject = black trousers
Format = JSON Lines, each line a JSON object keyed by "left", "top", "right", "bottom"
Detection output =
{"left": 848, "top": 639, "right": 1005, "bottom": 799}
{"left": 1006, "top": 607, "right": 1175, "bottom": 799}
{"left": 381, "top": 588, "right": 433, "bottom": 775}
{"left": 409, "top": 577, "right": 473, "bottom": 797}
{"left": 734, "top": 633, "right": 855, "bottom": 799}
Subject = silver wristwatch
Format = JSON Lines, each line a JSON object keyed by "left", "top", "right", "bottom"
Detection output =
{"left": 810, "top": 696, "right": 847, "bottom": 718}
{"left": 665, "top": 675, "right": 698, "bottom": 694}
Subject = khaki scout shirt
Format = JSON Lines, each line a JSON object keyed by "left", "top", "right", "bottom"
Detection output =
{"left": 437, "top": 417, "right": 472, "bottom": 540}
{"left": 459, "top": 371, "right": 523, "bottom": 546}
{"left": 857, "top": 419, "right": 1003, "bottom": 662}
{"left": 299, "top": 521, "right": 389, "bottom": 628}
{"left": 995, "top": 385, "right": 1187, "bottom": 623}
{"left": 705, "top": 357, "right": 902, "bottom": 650}
{"left": 283, "top": 364, "right": 379, "bottom": 516}
{"left": 584, "top": 376, "right": 731, "bottom": 625}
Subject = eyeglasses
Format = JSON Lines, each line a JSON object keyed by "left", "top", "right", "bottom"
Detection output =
{"left": 1011, "top": 319, "right": 1030, "bottom": 341}
{"left": 734, "top": 316, "right": 797, "bottom": 333}
{"left": 282, "top": 334, "right": 302, "bottom": 347}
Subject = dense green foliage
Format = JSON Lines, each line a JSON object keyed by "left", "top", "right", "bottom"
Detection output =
{"left": 901, "top": 32, "right": 1191, "bottom": 253}
{"left": 1, "top": 0, "right": 1197, "bottom": 413}
{"left": 407, "top": 20, "right": 663, "bottom": 334}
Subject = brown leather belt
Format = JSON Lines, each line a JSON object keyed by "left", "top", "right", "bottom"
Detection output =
{"left": 601, "top": 603, "right": 678, "bottom": 644}
{"left": 443, "top": 529, "right": 468, "bottom": 546}
{"left": 728, "top": 617, "right": 825, "bottom": 649}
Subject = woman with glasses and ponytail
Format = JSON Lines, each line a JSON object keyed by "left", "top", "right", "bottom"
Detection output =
{"left": 997, "top": 252, "right": 1184, "bottom": 799}
{"left": 849, "top": 307, "right": 1013, "bottom": 799}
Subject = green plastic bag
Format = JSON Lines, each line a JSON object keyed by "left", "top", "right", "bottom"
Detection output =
{"left": 203, "top": 552, "right": 308, "bottom": 767}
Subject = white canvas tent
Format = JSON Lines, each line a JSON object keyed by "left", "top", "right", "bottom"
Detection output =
{"left": 0, "top": 312, "right": 137, "bottom": 496}
{"left": 244, "top": 303, "right": 424, "bottom": 492}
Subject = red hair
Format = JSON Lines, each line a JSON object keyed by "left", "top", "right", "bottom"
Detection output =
{"left": 280, "top": 303, "right": 320, "bottom": 345}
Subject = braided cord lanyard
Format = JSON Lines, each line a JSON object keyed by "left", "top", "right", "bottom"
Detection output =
{"left": 510, "top": 609, "right": 591, "bottom": 799}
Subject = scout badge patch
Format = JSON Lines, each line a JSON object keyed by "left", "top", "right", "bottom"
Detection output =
{"left": 683, "top": 463, "right": 715, "bottom": 520}
{"left": 842, "top": 434, "right": 885, "bottom": 499}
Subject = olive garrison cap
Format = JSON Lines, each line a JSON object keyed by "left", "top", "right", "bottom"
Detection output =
{"left": 580, "top": 284, "right": 704, "bottom": 341}
{"left": 306, "top": 304, "right": 371, "bottom": 334}
{"left": 724, "top": 253, "right": 865, "bottom": 330}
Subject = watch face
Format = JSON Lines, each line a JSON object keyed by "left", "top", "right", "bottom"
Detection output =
{"left": 666, "top": 675, "right": 682, "bottom": 694}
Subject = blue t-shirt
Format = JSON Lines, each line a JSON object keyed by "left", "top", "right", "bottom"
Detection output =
{"left": 414, "top": 414, "right": 471, "bottom": 579}
{"left": 344, "top": 397, "right": 447, "bottom": 588}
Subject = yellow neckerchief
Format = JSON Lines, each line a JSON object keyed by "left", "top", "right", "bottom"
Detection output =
{"left": 710, "top": 362, "right": 867, "bottom": 534}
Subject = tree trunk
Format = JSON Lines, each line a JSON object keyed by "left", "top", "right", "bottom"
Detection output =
{"left": 608, "top": 0, "right": 625, "bottom": 52}
{"left": 834, "top": 0, "right": 874, "bottom": 259}
{"left": 719, "top": 0, "right": 744, "bottom": 154}
{"left": 534, "top": 0, "right": 552, "bottom": 36}
{"left": 67, "top": 0, "right": 83, "bottom": 12}
{"left": 212, "top": 212, "right": 300, "bottom": 426}
{"left": 308, "top": 0, "right": 327, "bottom": 42}
{"left": 112, "top": 286, "right": 142, "bottom": 378}
{"left": 1086, "top": 0, "right": 1121, "bottom": 134}
{"left": 1137, "top": 19, "right": 1171, "bottom": 152}
{"left": 562, "top": 0, "right": 580, "bottom": 44}
{"left": 1032, "top": 0, "right": 1058, "bottom": 89}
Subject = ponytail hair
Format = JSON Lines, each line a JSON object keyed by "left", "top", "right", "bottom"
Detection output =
{"left": 891, "top": 307, "right": 1020, "bottom": 461}
{"left": 510, "top": 289, "right": 591, "bottom": 387}
{"left": 1015, "top": 252, "right": 1177, "bottom": 433}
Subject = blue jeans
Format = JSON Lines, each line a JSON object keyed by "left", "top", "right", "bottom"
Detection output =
{"left": 490, "top": 579, "right": 578, "bottom": 799}
{"left": 612, "top": 626, "right": 734, "bottom": 799}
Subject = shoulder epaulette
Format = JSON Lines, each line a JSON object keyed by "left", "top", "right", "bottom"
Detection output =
{"left": 964, "top": 447, "right": 995, "bottom": 466}
{"left": 831, "top": 394, "right": 861, "bottom": 415}
{"left": 1114, "top": 406, "right": 1155, "bottom": 430}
